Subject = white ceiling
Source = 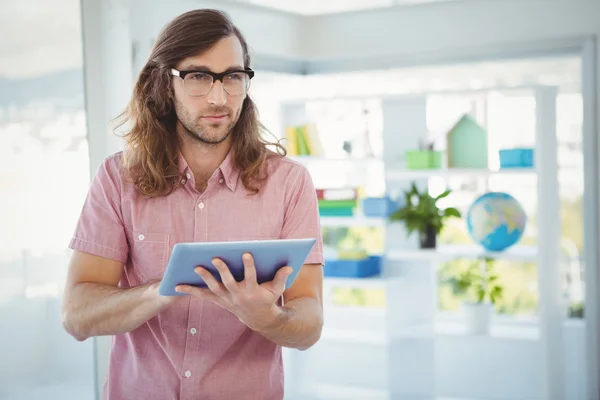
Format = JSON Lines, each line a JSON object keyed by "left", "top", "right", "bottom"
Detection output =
{"left": 231, "top": 0, "right": 456, "bottom": 15}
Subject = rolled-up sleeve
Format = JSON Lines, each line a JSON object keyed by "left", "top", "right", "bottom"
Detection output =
{"left": 280, "top": 166, "right": 324, "bottom": 266}
{"left": 69, "top": 156, "right": 128, "bottom": 263}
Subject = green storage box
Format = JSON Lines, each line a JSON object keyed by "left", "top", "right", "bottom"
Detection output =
{"left": 405, "top": 150, "right": 442, "bottom": 169}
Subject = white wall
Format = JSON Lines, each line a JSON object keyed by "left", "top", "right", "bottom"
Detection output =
{"left": 124, "top": 0, "right": 600, "bottom": 78}
{"left": 129, "top": 0, "right": 306, "bottom": 75}
{"left": 301, "top": 0, "right": 600, "bottom": 67}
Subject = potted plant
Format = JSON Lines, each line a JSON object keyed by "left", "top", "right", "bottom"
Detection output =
{"left": 388, "top": 182, "right": 461, "bottom": 249}
{"left": 455, "top": 257, "right": 504, "bottom": 334}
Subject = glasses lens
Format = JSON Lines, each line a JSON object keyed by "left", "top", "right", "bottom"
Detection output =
{"left": 223, "top": 72, "right": 250, "bottom": 96}
{"left": 183, "top": 72, "right": 250, "bottom": 96}
{"left": 183, "top": 72, "right": 213, "bottom": 96}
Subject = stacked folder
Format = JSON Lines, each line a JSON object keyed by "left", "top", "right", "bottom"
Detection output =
{"left": 317, "top": 188, "right": 357, "bottom": 217}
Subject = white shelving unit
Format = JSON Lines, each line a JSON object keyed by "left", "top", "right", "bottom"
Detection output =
{"left": 387, "top": 245, "right": 538, "bottom": 262}
{"left": 322, "top": 275, "right": 393, "bottom": 288}
{"left": 280, "top": 88, "right": 565, "bottom": 400}
{"left": 288, "top": 155, "right": 381, "bottom": 166}
{"left": 386, "top": 167, "right": 536, "bottom": 181}
{"left": 320, "top": 320, "right": 540, "bottom": 344}
{"left": 319, "top": 215, "right": 385, "bottom": 228}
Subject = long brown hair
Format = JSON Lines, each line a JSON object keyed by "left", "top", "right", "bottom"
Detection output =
{"left": 113, "top": 9, "right": 285, "bottom": 197}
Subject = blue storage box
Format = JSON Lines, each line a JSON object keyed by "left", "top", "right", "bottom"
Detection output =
{"left": 324, "top": 255, "right": 382, "bottom": 278}
{"left": 362, "top": 197, "right": 400, "bottom": 217}
{"left": 499, "top": 148, "right": 534, "bottom": 168}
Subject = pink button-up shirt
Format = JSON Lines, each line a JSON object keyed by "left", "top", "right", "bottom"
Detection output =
{"left": 69, "top": 150, "right": 324, "bottom": 400}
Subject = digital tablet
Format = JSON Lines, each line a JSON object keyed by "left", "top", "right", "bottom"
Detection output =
{"left": 158, "top": 238, "right": 317, "bottom": 296}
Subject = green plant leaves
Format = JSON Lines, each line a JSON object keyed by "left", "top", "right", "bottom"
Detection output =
{"left": 452, "top": 258, "right": 504, "bottom": 305}
{"left": 444, "top": 207, "right": 461, "bottom": 218}
{"left": 389, "top": 181, "right": 462, "bottom": 235}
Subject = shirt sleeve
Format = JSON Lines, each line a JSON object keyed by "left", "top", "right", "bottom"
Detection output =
{"left": 68, "top": 156, "right": 129, "bottom": 263}
{"left": 280, "top": 165, "right": 324, "bottom": 266}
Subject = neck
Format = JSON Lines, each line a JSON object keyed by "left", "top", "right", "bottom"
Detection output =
{"left": 178, "top": 127, "right": 233, "bottom": 183}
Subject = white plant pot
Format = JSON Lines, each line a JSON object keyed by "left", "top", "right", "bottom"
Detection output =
{"left": 463, "top": 301, "right": 493, "bottom": 335}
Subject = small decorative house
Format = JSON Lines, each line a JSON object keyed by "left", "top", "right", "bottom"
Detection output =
{"left": 446, "top": 114, "right": 488, "bottom": 169}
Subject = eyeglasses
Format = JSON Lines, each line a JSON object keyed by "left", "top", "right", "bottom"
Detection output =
{"left": 171, "top": 68, "right": 254, "bottom": 97}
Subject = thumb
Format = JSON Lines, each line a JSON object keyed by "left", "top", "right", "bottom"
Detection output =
{"left": 272, "top": 266, "right": 293, "bottom": 292}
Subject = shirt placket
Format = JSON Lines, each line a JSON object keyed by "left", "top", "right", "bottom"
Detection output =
{"left": 179, "top": 189, "right": 210, "bottom": 399}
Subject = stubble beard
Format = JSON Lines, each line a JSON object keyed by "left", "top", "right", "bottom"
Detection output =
{"left": 176, "top": 102, "right": 241, "bottom": 147}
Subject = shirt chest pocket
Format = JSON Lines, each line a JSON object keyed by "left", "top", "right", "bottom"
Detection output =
{"left": 127, "top": 230, "right": 170, "bottom": 283}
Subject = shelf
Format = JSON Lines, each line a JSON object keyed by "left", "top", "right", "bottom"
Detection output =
{"left": 321, "top": 328, "right": 388, "bottom": 344}
{"left": 320, "top": 215, "right": 386, "bottom": 228}
{"left": 289, "top": 155, "right": 382, "bottom": 165}
{"left": 306, "top": 383, "right": 389, "bottom": 400}
{"left": 386, "top": 167, "right": 536, "bottom": 181}
{"left": 320, "top": 320, "right": 539, "bottom": 345}
{"left": 387, "top": 244, "right": 537, "bottom": 262}
{"left": 301, "top": 384, "right": 495, "bottom": 400}
{"left": 394, "top": 320, "right": 540, "bottom": 341}
{"left": 324, "top": 276, "right": 398, "bottom": 288}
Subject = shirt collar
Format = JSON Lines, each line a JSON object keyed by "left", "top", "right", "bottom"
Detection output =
{"left": 217, "top": 150, "right": 240, "bottom": 192}
{"left": 178, "top": 149, "right": 239, "bottom": 192}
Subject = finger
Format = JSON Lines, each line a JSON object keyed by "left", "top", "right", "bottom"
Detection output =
{"left": 242, "top": 253, "right": 257, "bottom": 288}
{"left": 195, "top": 266, "right": 226, "bottom": 296}
{"left": 211, "top": 258, "right": 239, "bottom": 293}
{"left": 175, "top": 285, "right": 219, "bottom": 303}
{"left": 270, "top": 266, "right": 293, "bottom": 295}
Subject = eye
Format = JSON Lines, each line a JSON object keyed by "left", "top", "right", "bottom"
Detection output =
{"left": 187, "top": 72, "right": 211, "bottom": 82}
{"left": 225, "top": 72, "right": 244, "bottom": 82}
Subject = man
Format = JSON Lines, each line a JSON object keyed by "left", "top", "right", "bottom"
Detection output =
{"left": 61, "top": 9, "right": 324, "bottom": 400}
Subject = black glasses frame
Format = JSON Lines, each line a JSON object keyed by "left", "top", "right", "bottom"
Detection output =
{"left": 170, "top": 68, "right": 255, "bottom": 82}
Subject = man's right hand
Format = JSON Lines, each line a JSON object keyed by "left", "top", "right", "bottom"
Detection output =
{"left": 148, "top": 281, "right": 185, "bottom": 308}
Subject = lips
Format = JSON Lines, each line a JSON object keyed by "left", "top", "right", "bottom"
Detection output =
{"left": 202, "top": 114, "right": 227, "bottom": 123}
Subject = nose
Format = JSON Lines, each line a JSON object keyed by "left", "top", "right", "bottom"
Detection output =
{"left": 207, "top": 80, "right": 226, "bottom": 106}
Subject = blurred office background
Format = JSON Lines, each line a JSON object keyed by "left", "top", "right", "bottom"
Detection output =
{"left": 1, "top": 0, "right": 600, "bottom": 399}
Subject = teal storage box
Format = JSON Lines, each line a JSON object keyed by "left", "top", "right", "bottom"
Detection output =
{"left": 324, "top": 256, "right": 382, "bottom": 278}
{"left": 499, "top": 148, "right": 534, "bottom": 168}
{"left": 320, "top": 208, "right": 354, "bottom": 217}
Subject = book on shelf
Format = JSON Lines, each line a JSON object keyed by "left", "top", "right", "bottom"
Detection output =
{"left": 285, "top": 124, "right": 324, "bottom": 156}
{"left": 316, "top": 188, "right": 357, "bottom": 201}
{"left": 317, "top": 187, "right": 358, "bottom": 217}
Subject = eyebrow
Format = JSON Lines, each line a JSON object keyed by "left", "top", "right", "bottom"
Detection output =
{"left": 180, "top": 64, "right": 245, "bottom": 72}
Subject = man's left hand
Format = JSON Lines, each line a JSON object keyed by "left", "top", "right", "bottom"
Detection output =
{"left": 175, "top": 253, "right": 292, "bottom": 332}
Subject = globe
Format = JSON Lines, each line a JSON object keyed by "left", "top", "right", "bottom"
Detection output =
{"left": 466, "top": 192, "right": 527, "bottom": 252}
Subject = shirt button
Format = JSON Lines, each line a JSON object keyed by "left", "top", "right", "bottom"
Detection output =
{"left": 186, "top": 173, "right": 191, "bottom": 180}
{"left": 198, "top": 202, "right": 204, "bottom": 209}
{"left": 219, "top": 178, "right": 224, "bottom": 184}
{"left": 190, "top": 328, "right": 197, "bottom": 335}
{"left": 181, "top": 179, "right": 186, "bottom": 184}
{"left": 184, "top": 370, "right": 192, "bottom": 378}
{"left": 138, "top": 234, "right": 145, "bottom": 241}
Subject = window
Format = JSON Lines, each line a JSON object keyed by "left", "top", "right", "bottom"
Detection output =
{"left": 0, "top": 0, "right": 96, "bottom": 397}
